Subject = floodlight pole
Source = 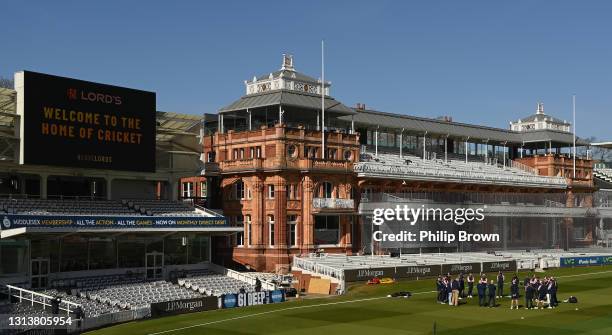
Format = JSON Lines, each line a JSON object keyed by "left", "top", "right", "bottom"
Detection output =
{"left": 371, "top": 217, "right": 374, "bottom": 259}
{"left": 321, "top": 40, "right": 325, "bottom": 159}
{"left": 399, "top": 128, "right": 404, "bottom": 159}
{"left": 573, "top": 94, "right": 576, "bottom": 179}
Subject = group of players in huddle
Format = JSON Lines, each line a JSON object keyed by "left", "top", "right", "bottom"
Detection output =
{"left": 436, "top": 271, "right": 559, "bottom": 309}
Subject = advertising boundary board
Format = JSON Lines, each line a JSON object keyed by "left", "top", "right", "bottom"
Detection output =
{"left": 343, "top": 267, "right": 398, "bottom": 282}
{"left": 441, "top": 262, "right": 482, "bottom": 275}
{"left": 150, "top": 296, "right": 218, "bottom": 317}
{"left": 220, "top": 290, "right": 285, "bottom": 309}
{"left": 395, "top": 265, "right": 441, "bottom": 279}
{"left": 481, "top": 260, "right": 517, "bottom": 273}
{"left": 560, "top": 256, "right": 612, "bottom": 267}
{"left": 1, "top": 214, "right": 228, "bottom": 230}
{"left": 343, "top": 261, "right": 521, "bottom": 282}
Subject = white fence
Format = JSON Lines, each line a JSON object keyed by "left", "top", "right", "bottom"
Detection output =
{"left": 208, "top": 263, "right": 277, "bottom": 291}
{"left": 4, "top": 284, "right": 151, "bottom": 333}
{"left": 6, "top": 285, "right": 80, "bottom": 315}
{"left": 507, "top": 159, "right": 539, "bottom": 175}
{"left": 355, "top": 162, "right": 566, "bottom": 187}
{"left": 312, "top": 198, "right": 355, "bottom": 209}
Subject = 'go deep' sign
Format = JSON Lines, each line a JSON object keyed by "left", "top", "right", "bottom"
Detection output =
{"left": 221, "top": 290, "right": 285, "bottom": 309}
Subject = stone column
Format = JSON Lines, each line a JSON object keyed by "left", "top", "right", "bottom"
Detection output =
{"left": 275, "top": 176, "right": 287, "bottom": 247}
{"left": 339, "top": 215, "right": 349, "bottom": 247}
{"left": 302, "top": 175, "right": 314, "bottom": 252}
{"left": 251, "top": 175, "right": 265, "bottom": 246}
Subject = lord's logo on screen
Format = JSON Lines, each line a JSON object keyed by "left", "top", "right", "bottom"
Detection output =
{"left": 18, "top": 71, "right": 156, "bottom": 172}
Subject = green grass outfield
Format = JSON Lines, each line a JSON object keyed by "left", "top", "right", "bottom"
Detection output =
{"left": 88, "top": 266, "right": 612, "bottom": 335}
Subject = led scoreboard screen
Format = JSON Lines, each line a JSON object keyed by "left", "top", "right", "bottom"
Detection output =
{"left": 20, "top": 71, "right": 156, "bottom": 172}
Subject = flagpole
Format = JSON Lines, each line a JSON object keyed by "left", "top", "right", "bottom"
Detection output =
{"left": 321, "top": 40, "right": 325, "bottom": 159}
{"left": 573, "top": 94, "right": 576, "bottom": 179}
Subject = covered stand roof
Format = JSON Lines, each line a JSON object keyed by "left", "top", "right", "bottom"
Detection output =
{"left": 591, "top": 142, "right": 612, "bottom": 149}
{"left": 218, "top": 89, "right": 355, "bottom": 115}
{"left": 0, "top": 88, "right": 17, "bottom": 130}
{"left": 156, "top": 111, "right": 201, "bottom": 142}
{"left": 342, "top": 108, "right": 588, "bottom": 146}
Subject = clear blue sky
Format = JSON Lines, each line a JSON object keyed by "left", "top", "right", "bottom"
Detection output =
{"left": 2, "top": 1, "right": 611, "bottom": 139}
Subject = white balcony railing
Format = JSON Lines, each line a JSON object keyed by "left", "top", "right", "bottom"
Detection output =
{"left": 312, "top": 198, "right": 355, "bottom": 209}
{"left": 354, "top": 162, "right": 567, "bottom": 187}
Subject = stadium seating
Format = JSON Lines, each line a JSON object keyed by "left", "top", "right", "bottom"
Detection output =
{"left": 83, "top": 280, "right": 202, "bottom": 310}
{"left": 51, "top": 274, "right": 199, "bottom": 310}
{"left": 357, "top": 149, "right": 567, "bottom": 187}
{"left": 123, "top": 199, "right": 195, "bottom": 216}
{"left": 178, "top": 271, "right": 256, "bottom": 296}
{"left": 0, "top": 199, "right": 135, "bottom": 215}
{"left": 248, "top": 272, "right": 287, "bottom": 285}
{"left": 594, "top": 168, "right": 612, "bottom": 183}
{"left": 0, "top": 198, "right": 199, "bottom": 216}
{"left": 40, "top": 288, "right": 122, "bottom": 318}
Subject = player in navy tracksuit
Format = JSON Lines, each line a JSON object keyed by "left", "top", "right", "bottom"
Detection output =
{"left": 537, "top": 282, "right": 547, "bottom": 309}
{"left": 451, "top": 277, "right": 460, "bottom": 306}
{"left": 510, "top": 276, "right": 519, "bottom": 309}
{"left": 549, "top": 278, "right": 558, "bottom": 308}
{"left": 436, "top": 277, "right": 445, "bottom": 304}
{"left": 477, "top": 279, "right": 487, "bottom": 307}
{"left": 458, "top": 274, "right": 465, "bottom": 299}
{"left": 487, "top": 280, "right": 497, "bottom": 307}
{"left": 496, "top": 271, "right": 505, "bottom": 298}
{"left": 525, "top": 282, "right": 535, "bottom": 309}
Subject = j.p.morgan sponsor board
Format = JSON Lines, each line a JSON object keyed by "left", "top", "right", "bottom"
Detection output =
{"left": 481, "top": 260, "right": 517, "bottom": 273}
{"left": 560, "top": 256, "right": 612, "bottom": 267}
{"left": 151, "top": 297, "right": 218, "bottom": 317}
{"left": 441, "top": 263, "right": 481, "bottom": 275}
{"left": 17, "top": 71, "right": 156, "bottom": 172}
{"left": 395, "top": 265, "right": 439, "bottom": 279}
{"left": 343, "top": 267, "right": 398, "bottom": 282}
{"left": 221, "top": 290, "right": 285, "bottom": 309}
